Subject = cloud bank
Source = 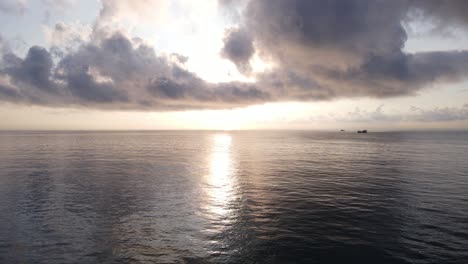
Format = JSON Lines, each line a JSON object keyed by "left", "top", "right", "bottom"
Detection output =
{"left": 1, "top": 0, "right": 468, "bottom": 110}
{"left": 0, "top": 33, "right": 268, "bottom": 110}
{"left": 222, "top": 0, "right": 468, "bottom": 100}
{"left": 338, "top": 105, "right": 468, "bottom": 123}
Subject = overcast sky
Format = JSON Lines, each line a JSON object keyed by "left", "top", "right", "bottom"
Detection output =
{"left": 0, "top": 0, "right": 467, "bottom": 130}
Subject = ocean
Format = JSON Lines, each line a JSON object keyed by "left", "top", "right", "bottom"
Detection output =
{"left": 0, "top": 131, "right": 467, "bottom": 263}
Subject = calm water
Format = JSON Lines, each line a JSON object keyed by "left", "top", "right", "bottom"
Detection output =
{"left": 0, "top": 131, "right": 467, "bottom": 263}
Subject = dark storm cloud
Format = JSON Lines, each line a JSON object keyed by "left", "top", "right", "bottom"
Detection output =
{"left": 1, "top": 0, "right": 468, "bottom": 110}
{"left": 221, "top": 28, "right": 254, "bottom": 75}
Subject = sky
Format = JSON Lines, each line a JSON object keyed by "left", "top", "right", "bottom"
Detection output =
{"left": 0, "top": 0, "right": 467, "bottom": 131}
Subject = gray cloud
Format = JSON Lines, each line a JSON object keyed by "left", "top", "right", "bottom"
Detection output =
{"left": 217, "top": 0, "right": 245, "bottom": 22}
{"left": 243, "top": 0, "right": 408, "bottom": 67}
{"left": 221, "top": 28, "right": 254, "bottom": 75}
{"left": 315, "top": 50, "right": 468, "bottom": 98}
{"left": 0, "top": 32, "right": 269, "bottom": 110}
{"left": 408, "top": 0, "right": 468, "bottom": 28}
{"left": 1, "top": 0, "right": 468, "bottom": 111}
{"left": 3, "top": 46, "right": 58, "bottom": 93}
{"left": 341, "top": 105, "right": 401, "bottom": 123}
{"left": 411, "top": 106, "right": 468, "bottom": 122}
{"left": 220, "top": 0, "right": 468, "bottom": 100}
{"left": 170, "top": 53, "right": 188, "bottom": 64}
{"left": 218, "top": 0, "right": 238, "bottom": 6}
{"left": 147, "top": 64, "right": 269, "bottom": 106}
{"left": 0, "top": 83, "right": 22, "bottom": 101}
{"left": 60, "top": 66, "right": 128, "bottom": 103}
{"left": 338, "top": 105, "right": 468, "bottom": 123}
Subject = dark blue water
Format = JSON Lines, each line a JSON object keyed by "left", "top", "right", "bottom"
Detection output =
{"left": 0, "top": 131, "right": 467, "bottom": 263}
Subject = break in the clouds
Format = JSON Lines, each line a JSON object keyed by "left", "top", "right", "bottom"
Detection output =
{"left": 1, "top": 0, "right": 468, "bottom": 110}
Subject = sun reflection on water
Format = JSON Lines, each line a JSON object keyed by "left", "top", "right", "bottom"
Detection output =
{"left": 205, "top": 134, "right": 235, "bottom": 217}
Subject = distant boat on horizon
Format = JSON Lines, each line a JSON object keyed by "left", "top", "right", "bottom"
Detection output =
{"left": 357, "top": 130, "right": 368, "bottom": 133}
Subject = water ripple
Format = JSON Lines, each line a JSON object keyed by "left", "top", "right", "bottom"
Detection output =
{"left": 0, "top": 131, "right": 467, "bottom": 263}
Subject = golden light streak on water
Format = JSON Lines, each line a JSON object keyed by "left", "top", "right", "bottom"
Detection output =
{"left": 205, "top": 134, "right": 235, "bottom": 218}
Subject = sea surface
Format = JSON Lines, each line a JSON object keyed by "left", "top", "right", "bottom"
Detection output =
{"left": 0, "top": 131, "right": 467, "bottom": 264}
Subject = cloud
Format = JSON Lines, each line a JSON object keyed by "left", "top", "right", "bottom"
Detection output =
{"left": 170, "top": 53, "right": 188, "bottom": 64}
{"left": 95, "top": 0, "right": 169, "bottom": 33}
{"left": 43, "top": 22, "right": 92, "bottom": 53}
{"left": 0, "top": 0, "right": 26, "bottom": 14}
{"left": 3, "top": 46, "right": 58, "bottom": 93}
{"left": 408, "top": 0, "right": 468, "bottom": 28}
{"left": 338, "top": 105, "right": 468, "bottom": 123}
{"left": 0, "top": 32, "right": 269, "bottom": 110}
{"left": 217, "top": 0, "right": 246, "bottom": 22}
{"left": 221, "top": 28, "right": 254, "bottom": 75}
{"left": 220, "top": 0, "right": 468, "bottom": 100}
{"left": 341, "top": 105, "right": 401, "bottom": 123}
{"left": 0, "top": 83, "right": 22, "bottom": 101}
{"left": 410, "top": 106, "right": 468, "bottom": 122}
{"left": 1, "top": 0, "right": 468, "bottom": 111}
{"left": 314, "top": 50, "right": 468, "bottom": 98}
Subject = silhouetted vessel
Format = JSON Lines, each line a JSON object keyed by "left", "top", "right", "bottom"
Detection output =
{"left": 357, "top": 130, "right": 368, "bottom": 133}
